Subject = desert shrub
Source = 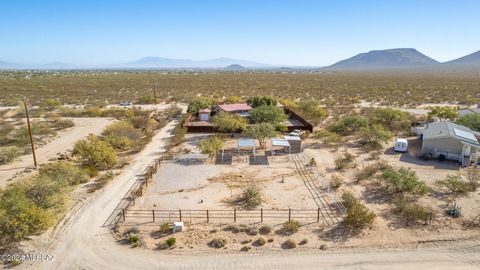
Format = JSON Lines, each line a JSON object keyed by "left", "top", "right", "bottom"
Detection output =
{"left": 256, "top": 237, "right": 267, "bottom": 246}
{"left": 299, "top": 238, "right": 308, "bottom": 245}
{"left": 427, "top": 106, "right": 458, "bottom": 122}
{"left": 282, "top": 239, "right": 297, "bottom": 249}
{"left": 223, "top": 96, "right": 245, "bottom": 104}
{"left": 238, "top": 185, "right": 263, "bottom": 209}
{"left": 248, "top": 105, "right": 287, "bottom": 125}
{"left": 312, "top": 129, "right": 342, "bottom": 147}
{"left": 208, "top": 238, "right": 227, "bottom": 248}
{"left": 381, "top": 167, "right": 427, "bottom": 195}
{"left": 247, "top": 96, "right": 277, "bottom": 108}
{"left": 334, "top": 152, "right": 356, "bottom": 171}
{"left": 169, "top": 117, "right": 188, "bottom": 147}
{"left": 39, "top": 98, "right": 61, "bottom": 110}
{"left": 464, "top": 166, "right": 480, "bottom": 191}
{"left": 246, "top": 226, "right": 259, "bottom": 236}
{"left": 73, "top": 135, "right": 118, "bottom": 170}
{"left": 330, "top": 175, "right": 343, "bottom": 190}
{"left": 240, "top": 245, "right": 252, "bottom": 252}
{"left": 0, "top": 181, "right": 59, "bottom": 243}
{"left": 358, "top": 124, "right": 392, "bottom": 146}
{"left": 165, "top": 237, "right": 176, "bottom": 247}
{"left": 104, "top": 135, "right": 134, "bottom": 151}
{"left": 319, "top": 244, "right": 328, "bottom": 250}
{"left": 0, "top": 146, "right": 21, "bottom": 165}
{"left": 83, "top": 164, "right": 99, "bottom": 178}
{"left": 102, "top": 121, "right": 142, "bottom": 141}
{"left": 457, "top": 113, "right": 480, "bottom": 132}
{"left": 392, "top": 197, "right": 432, "bottom": 224}
{"left": 341, "top": 192, "right": 376, "bottom": 230}
{"left": 39, "top": 161, "right": 89, "bottom": 186}
{"left": 281, "top": 220, "right": 301, "bottom": 235}
{"left": 48, "top": 118, "right": 75, "bottom": 130}
{"left": 355, "top": 161, "right": 390, "bottom": 182}
{"left": 159, "top": 223, "right": 171, "bottom": 234}
{"left": 371, "top": 108, "right": 411, "bottom": 132}
{"left": 259, "top": 224, "right": 272, "bottom": 235}
{"left": 126, "top": 233, "right": 142, "bottom": 247}
{"left": 297, "top": 99, "right": 329, "bottom": 125}
{"left": 341, "top": 115, "right": 369, "bottom": 133}
{"left": 137, "top": 94, "right": 155, "bottom": 104}
{"left": 436, "top": 175, "right": 473, "bottom": 195}
{"left": 212, "top": 112, "right": 247, "bottom": 133}
{"left": 223, "top": 224, "right": 241, "bottom": 233}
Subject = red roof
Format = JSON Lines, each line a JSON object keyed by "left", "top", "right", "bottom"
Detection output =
{"left": 218, "top": 103, "right": 252, "bottom": 112}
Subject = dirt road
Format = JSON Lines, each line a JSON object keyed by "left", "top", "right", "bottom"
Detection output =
{"left": 0, "top": 117, "right": 113, "bottom": 187}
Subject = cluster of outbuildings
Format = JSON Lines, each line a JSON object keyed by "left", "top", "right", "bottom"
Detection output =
{"left": 186, "top": 103, "right": 313, "bottom": 133}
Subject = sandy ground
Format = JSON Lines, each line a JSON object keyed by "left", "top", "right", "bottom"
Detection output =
{"left": 0, "top": 117, "right": 114, "bottom": 187}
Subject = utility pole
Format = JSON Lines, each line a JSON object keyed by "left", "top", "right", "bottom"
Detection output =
{"left": 23, "top": 100, "right": 38, "bottom": 168}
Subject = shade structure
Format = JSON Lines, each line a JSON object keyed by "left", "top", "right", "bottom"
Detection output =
{"left": 238, "top": 138, "right": 256, "bottom": 148}
{"left": 271, "top": 138, "right": 291, "bottom": 155}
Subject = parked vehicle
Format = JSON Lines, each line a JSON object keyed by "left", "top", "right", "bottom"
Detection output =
{"left": 288, "top": 129, "right": 305, "bottom": 137}
{"left": 119, "top": 101, "right": 132, "bottom": 106}
{"left": 394, "top": 138, "right": 408, "bottom": 152}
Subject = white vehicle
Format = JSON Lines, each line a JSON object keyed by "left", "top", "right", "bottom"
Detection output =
{"left": 288, "top": 129, "right": 305, "bottom": 137}
{"left": 119, "top": 101, "right": 132, "bottom": 106}
{"left": 394, "top": 138, "right": 408, "bottom": 152}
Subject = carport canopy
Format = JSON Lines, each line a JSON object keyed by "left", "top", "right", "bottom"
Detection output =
{"left": 271, "top": 138, "right": 291, "bottom": 154}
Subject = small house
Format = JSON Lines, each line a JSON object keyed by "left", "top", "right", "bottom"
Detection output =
{"left": 421, "top": 121, "right": 480, "bottom": 165}
{"left": 198, "top": 108, "right": 211, "bottom": 121}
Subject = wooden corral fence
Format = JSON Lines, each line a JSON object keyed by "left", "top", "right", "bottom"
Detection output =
{"left": 121, "top": 208, "right": 340, "bottom": 226}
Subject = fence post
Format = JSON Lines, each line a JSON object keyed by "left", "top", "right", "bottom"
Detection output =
{"left": 317, "top": 208, "right": 320, "bottom": 222}
{"left": 179, "top": 210, "right": 182, "bottom": 221}
{"left": 288, "top": 208, "right": 291, "bottom": 221}
{"left": 261, "top": 208, "right": 263, "bottom": 223}
{"left": 152, "top": 210, "right": 155, "bottom": 222}
{"left": 207, "top": 210, "right": 209, "bottom": 223}
{"left": 122, "top": 209, "right": 126, "bottom": 222}
{"left": 234, "top": 209, "right": 237, "bottom": 223}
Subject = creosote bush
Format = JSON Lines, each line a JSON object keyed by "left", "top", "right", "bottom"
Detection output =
{"left": 238, "top": 185, "right": 263, "bottom": 209}
{"left": 281, "top": 220, "right": 301, "bottom": 235}
{"left": 334, "top": 152, "right": 356, "bottom": 171}
{"left": 436, "top": 174, "right": 474, "bottom": 195}
{"left": 341, "top": 192, "right": 376, "bottom": 230}
{"left": 209, "top": 238, "right": 227, "bottom": 248}
{"left": 165, "top": 237, "right": 176, "bottom": 247}
{"left": 73, "top": 134, "right": 118, "bottom": 170}
{"left": 282, "top": 239, "right": 297, "bottom": 249}
{"left": 259, "top": 224, "right": 272, "bottom": 235}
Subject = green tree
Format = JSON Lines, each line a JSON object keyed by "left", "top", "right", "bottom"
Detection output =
{"left": 73, "top": 135, "right": 118, "bottom": 170}
{"left": 342, "top": 115, "right": 369, "bottom": 133}
{"left": 381, "top": 167, "right": 428, "bottom": 195}
{"left": 247, "top": 96, "right": 277, "bottom": 108}
{"left": 249, "top": 105, "right": 287, "bottom": 125}
{"left": 428, "top": 106, "right": 458, "bottom": 122}
{"left": 245, "top": 123, "right": 277, "bottom": 148}
{"left": 198, "top": 136, "right": 223, "bottom": 160}
{"left": 187, "top": 97, "right": 216, "bottom": 115}
{"left": 457, "top": 113, "right": 480, "bottom": 132}
{"left": 372, "top": 108, "right": 411, "bottom": 131}
{"left": 212, "top": 112, "right": 248, "bottom": 133}
{"left": 359, "top": 124, "right": 391, "bottom": 146}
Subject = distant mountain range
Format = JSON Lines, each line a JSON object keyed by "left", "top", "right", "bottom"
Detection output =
{"left": 323, "top": 48, "right": 480, "bottom": 71}
{"left": 1, "top": 49, "right": 480, "bottom": 71}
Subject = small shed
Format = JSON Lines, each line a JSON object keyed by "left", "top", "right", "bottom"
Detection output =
{"left": 173, "top": 221, "right": 184, "bottom": 233}
{"left": 284, "top": 135, "right": 302, "bottom": 153}
{"left": 198, "top": 108, "right": 211, "bottom": 121}
{"left": 271, "top": 138, "right": 291, "bottom": 155}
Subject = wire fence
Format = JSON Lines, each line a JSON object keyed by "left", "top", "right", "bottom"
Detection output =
{"left": 121, "top": 208, "right": 339, "bottom": 226}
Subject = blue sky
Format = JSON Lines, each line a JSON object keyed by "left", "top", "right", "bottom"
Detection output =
{"left": 1, "top": 0, "right": 479, "bottom": 66}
